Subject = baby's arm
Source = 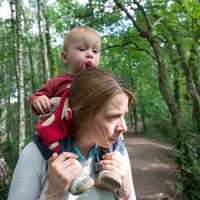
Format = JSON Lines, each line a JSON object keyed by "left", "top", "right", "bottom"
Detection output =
{"left": 32, "top": 95, "right": 52, "bottom": 114}
{"left": 29, "top": 80, "right": 55, "bottom": 115}
{"left": 35, "top": 97, "right": 61, "bottom": 118}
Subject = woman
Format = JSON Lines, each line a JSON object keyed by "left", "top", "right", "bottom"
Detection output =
{"left": 8, "top": 68, "right": 136, "bottom": 200}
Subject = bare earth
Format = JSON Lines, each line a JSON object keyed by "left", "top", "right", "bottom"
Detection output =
{"left": 124, "top": 131, "right": 182, "bottom": 200}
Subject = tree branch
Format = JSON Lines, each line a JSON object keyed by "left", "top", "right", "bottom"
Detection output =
{"left": 113, "top": 0, "right": 148, "bottom": 37}
{"left": 133, "top": 0, "right": 152, "bottom": 31}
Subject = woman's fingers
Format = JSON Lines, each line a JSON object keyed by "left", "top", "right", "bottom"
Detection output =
{"left": 102, "top": 151, "right": 121, "bottom": 160}
{"left": 101, "top": 152, "right": 131, "bottom": 199}
{"left": 100, "top": 159, "right": 119, "bottom": 168}
{"left": 51, "top": 152, "right": 78, "bottom": 164}
{"left": 100, "top": 159, "right": 124, "bottom": 174}
{"left": 103, "top": 151, "right": 128, "bottom": 166}
{"left": 100, "top": 151, "right": 129, "bottom": 178}
{"left": 49, "top": 152, "right": 80, "bottom": 174}
{"left": 47, "top": 151, "right": 82, "bottom": 196}
{"left": 48, "top": 152, "right": 58, "bottom": 164}
{"left": 61, "top": 161, "right": 82, "bottom": 179}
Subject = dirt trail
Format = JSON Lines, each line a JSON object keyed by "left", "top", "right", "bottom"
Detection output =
{"left": 124, "top": 132, "right": 182, "bottom": 200}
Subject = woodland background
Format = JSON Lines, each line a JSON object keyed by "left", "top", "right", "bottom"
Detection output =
{"left": 0, "top": 0, "right": 200, "bottom": 199}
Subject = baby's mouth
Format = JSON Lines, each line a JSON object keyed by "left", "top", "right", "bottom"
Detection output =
{"left": 85, "top": 60, "right": 94, "bottom": 68}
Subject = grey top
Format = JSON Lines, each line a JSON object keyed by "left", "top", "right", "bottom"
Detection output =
{"left": 8, "top": 142, "right": 137, "bottom": 200}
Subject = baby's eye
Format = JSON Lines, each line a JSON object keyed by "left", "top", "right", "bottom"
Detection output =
{"left": 93, "top": 48, "right": 99, "bottom": 53}
{"left": 79, "top": 47, "right": 85, "bottom": 51}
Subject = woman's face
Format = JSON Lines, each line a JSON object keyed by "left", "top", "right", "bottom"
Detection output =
{"left": 88, "top": 93, "right": 129, "bottom": 148}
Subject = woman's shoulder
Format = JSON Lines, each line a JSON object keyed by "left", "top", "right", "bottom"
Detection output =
{"left": 22, "top": 141, "right": 43, "bottom": 156}
{"left": 19, "top": 142, "right": 47, "bottom": 169}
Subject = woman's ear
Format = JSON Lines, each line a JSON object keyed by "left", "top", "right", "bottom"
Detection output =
{"left": 61, "top": 51, "right": 68, "bottom": 65}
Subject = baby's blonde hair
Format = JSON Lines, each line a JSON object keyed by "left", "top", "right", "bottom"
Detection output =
{"left": 63, "top": 26, "right": 101, "bottom": 52}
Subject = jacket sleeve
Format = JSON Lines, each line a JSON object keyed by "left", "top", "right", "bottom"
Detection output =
{"left": 8, "top": 142, "right": 47, "bottom": 200}
{"left": 28, "top": 79, "right": 56, "bottom": 115}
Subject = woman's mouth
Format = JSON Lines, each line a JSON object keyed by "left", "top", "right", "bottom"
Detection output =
{"left": 109, "top": 138, "right": 117, "bottom": 143}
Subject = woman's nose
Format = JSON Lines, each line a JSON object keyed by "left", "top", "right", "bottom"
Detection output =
{"left": 116, "top": 118, "right": 127, "bottom": 132}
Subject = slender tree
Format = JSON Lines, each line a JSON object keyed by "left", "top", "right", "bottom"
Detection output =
{"left": 168, "top": 26, "right": 200, "bottom": 134}
{"left": 37, "top": 0, "right": 49, "bottom": 83}
{"left": 114, "top": 0, "right": 180, "bottom": 128}
{"left": 0, "top": 151, "right": 10, "bottom": 195}
{"left": 41, "top": 1, "right": 55, "bottom": 78}
{"left": 15, "top": 0, "right": 26, "bottom": 153}
{"left": 0, "top": 90, "right": 10, "bottom": 192}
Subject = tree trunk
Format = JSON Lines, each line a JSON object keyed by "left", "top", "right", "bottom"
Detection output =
{"left": 0, "top": 98, "right": 7, "bottom": 143}
{"left": 9, "top": 0, "right": 18, "bottom": 79}
{"left": 0, "top": 69, "right": 10, "bottom": 193}
{"left": 21, "top": 9, "right": 36, "bottom": 94}
{"left": 128, "top": 63, "right": 136, "bottom": 131}
{"left": 169, "top": 27, "right": 200, "bottom": 134}
{"left": 141, "top": 105, "right": 146, "bottom": 132}
{"left": 0, "top": 48, "right": 10, "bottom": 193}
{"left": 0, "top": 151, "right": 10, "bottom": 193}
{"left": 42, "top": 1, "right": 55, "bottom": 78}
{"left": 129, "top": 106, "right": 134, "bottom": 128}
{"left": 133, "top": 103, "right": 138, "bottom": 134}
{"left": 0, "top": 27, "right": 8, "bottom": 143}
{"left": 37, "top": 0, "right": 49, "bottom": 83}
{"left": 15, "top": 0, "right": 26, "bottom": 153}
{"left": 190, "top": 44, "right": 200, "bottom": 96}
{"left": 114, "top": 0, "right": 181, "bottom": 129}
{"left": 174, "top": 67, "right": 181, "bottom": 112}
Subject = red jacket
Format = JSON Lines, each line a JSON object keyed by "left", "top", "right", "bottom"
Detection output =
{"left": 35, "top": 87, "right": 74, "bottom": 152}
{"left": 29, "top": 73, "right": 74, "bottom": 114}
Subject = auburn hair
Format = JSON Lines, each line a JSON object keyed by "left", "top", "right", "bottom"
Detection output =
{"left": 69, "top": 68, "right": 133, "bottom": 128}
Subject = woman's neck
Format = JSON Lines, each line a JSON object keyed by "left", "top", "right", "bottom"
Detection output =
{"left": 73, "top": 130, "right": 95, "bottom": 159}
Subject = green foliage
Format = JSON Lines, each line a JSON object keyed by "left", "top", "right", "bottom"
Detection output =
{"left": 2, "top": 137, "right": 19, "bottom": 173}
{"left": 143, "top": 101, "right": 175, "bottom": 143}
{"left": 0, "top": 186, "right": 9, "bottom": 200}
{"left": 0, "top": 137, "right": 19, "bottom": 200}
{"left": 172, "top": 126, "right": 200, "bottom": 199}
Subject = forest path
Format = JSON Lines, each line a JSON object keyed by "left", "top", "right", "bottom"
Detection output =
{"left": 124, "top": 131, "right": 182, "bottom": 200}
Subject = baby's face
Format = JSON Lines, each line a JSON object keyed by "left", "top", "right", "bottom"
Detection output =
{"left": 65, "top": 31, "right": 101, "bottom": 75}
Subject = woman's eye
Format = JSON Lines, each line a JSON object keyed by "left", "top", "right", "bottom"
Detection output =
{"left": 107, "top": 116, "right": 117, "bottom": 122}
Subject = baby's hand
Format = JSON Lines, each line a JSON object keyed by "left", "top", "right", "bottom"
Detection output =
{"left": 49, "top": 97, "right": 61, "bottom": 113}
{"left": 33, "top": 95, "right": 51, "bottom": 114}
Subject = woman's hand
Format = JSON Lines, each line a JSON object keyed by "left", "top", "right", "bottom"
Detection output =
{"left": 100, "top": 151, "right": 131, "bottom": 200}
{"left": 45, "top": 152, "right": 82, "bottom": 200}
